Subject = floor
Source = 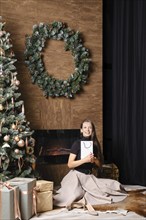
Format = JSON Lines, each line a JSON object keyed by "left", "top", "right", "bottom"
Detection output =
{"left": 30, "top": 185, "right": 146, "bottom": 220}
{"left": 30, "top": 208, "right": 146, "bottom": 220}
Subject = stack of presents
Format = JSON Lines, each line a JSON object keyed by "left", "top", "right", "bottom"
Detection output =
{"left": 0, "top": 178, "right": 53, "bottom": 220}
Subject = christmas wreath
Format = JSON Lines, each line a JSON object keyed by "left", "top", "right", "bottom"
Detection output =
{"left": 24, "top": 21, "right": 91, "bottom": 98}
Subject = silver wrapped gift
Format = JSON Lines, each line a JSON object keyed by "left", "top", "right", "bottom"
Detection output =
{"left": 0, "top": 183, "right": 20, "bottom": 220}
{"left": 8, "top": 177, "right": 36, "bottom": 220}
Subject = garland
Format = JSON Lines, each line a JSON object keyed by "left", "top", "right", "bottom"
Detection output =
{"left": 24, "top": 21, "right": 91, "bottom": 98}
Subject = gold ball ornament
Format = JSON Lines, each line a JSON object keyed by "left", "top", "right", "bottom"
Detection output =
{"left": 15, "top": 80, "right": 20, "bottom": 86}
{"left": 0, "top": 47, "right": 5, "bottom": 56}
{"left": 3, "top": 135, "right": 10, "bottom": 142}
{"left": 17, "top": 139, "right": 25, "bottom": 147}
{"left": 11, "top": 123, "right": 17, "bottom": 130}
{"left": 0, "top": 31, "right": 4, "bottom": 37}
{"left": 0, "top": 104, "right": 4, "bottom": 111}
{"left": 1, "top": 155, "right": 6, "bottom": 160}
{"left": 14, "top": 135, "right": 20, "bottom": 142}
{"left": 14, "top": 149, "right": 20, "bottom": 154}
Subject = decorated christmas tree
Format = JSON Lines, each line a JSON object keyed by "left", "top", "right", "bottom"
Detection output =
{"left": 0, "top": 21, "right": 38, "bottom": 181}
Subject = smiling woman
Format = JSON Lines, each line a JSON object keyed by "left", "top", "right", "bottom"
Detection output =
{"left": 24, "top": 21, "right": 91, "bottom": 98}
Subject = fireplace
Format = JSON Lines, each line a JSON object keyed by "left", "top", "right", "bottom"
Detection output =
{"left": 33, "top": 129, "right": 80, "bottom": 164}
{"left": 33, "top": 129, "right": 80, "bottom": 185}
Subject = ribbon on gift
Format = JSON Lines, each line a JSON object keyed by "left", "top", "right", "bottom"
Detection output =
{"left": 33, "top": 187, "right": 39, "bottom": 217}
{"left": 0, "top": 182, "right": 21, "bottom": 220}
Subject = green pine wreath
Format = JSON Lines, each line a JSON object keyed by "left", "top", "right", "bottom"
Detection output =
{"left": 24, "top": 21, "right": 91, "bottom": 98}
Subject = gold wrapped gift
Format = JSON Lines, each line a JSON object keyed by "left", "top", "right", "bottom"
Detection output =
{"left": 36, "top": 190, "right": 53, "bottom": 212}
{"left": 36, "top": 180, "right": 53, "bottom": 192}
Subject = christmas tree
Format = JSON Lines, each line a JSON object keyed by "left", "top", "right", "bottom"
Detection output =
{"left": 0, "top": 21, "right": 38, "bottom": 181}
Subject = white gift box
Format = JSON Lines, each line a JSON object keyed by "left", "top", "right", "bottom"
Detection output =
{"left": 81, "top": 141, "right": 93, "bottom": 159}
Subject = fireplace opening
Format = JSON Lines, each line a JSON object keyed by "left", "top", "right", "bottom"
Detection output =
{"left": 33, "top": 129, "right": 80, "bottom": 164}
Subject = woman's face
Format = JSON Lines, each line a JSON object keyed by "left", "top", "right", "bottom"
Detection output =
{"left": 81, "top": 121, "right": 93, "bottom": 137}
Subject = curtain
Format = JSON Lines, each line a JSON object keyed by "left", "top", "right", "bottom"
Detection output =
{"left": 112, "top": 0, "right": 146, "bottom": 185}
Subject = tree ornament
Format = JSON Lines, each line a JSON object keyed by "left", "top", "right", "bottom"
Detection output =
{"left": 32, "top": 162, "right": 36, "bottom": 170}
{"left": 29, "top": 137, "right": 35, "bottom": 147}
{"left": 0, "top": 31, "right": 4, "bottom": 37}
{"left": 0, "top": 47, "right": 5, "bottom": 56}
{"left": 15, "top": 80, "right": 20, "bottom": 86}
{"left": 25, "top": 21, "right": 91, "bottom": 98}
{"left": 11, "top": 123, "right": 17, "bottom": 130}
{"left": 26, "top": 146, "right": 34, "bottom": 155}
{"left": 0, "top": 104, "right": 4, "bottom": 111}
{"left": 0, "top": 64, "right": 3, "bottom": 75}
{"left": 14, "top": 149, "right": 20, "bottom": 154}
{"left": 3, "top": 135, "right": 10, "bottom": 142}
{"left": 17, "top": 139, "right": 25, "bottom": 147}
{"left": 2, "top": 143, "right": 10, "bottom": 148}
{"left": 1, "top": 155, "right": 6, "bottom": 160}
{"left": 14, "top": 135, "right": 20, "bottom": 142}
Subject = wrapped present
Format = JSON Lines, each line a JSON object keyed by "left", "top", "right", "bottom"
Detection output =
{"left": 36, "top": 190, "right": 53, "bottom": 212}
{"left": 36, "top": 180, "right": 53, "bottom": 192}
{"left": 8, "top": 177, "right": 36, "bottom": 220}
{"left": 0, "top": 182, "right": 21, "bottom": 220}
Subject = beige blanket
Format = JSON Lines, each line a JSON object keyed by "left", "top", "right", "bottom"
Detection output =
{"left": 53, "top": 170, "right": 127, "bottom": 207}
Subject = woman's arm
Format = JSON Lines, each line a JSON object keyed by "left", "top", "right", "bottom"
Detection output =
{"left": 68, "top": 153, "right": 94, "bottom": 169}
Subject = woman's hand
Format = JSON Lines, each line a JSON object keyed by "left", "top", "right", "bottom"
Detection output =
{"left": 84, "top": 153, "right": 95, "bottom": 163}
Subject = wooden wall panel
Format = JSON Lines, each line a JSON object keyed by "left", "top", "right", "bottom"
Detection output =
{"left": 1, "top": 0, "right": 102, "bottom": 145}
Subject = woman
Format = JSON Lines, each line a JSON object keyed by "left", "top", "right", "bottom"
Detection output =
{"left": 53, "top": 119, "right": 127, "bottom": 210}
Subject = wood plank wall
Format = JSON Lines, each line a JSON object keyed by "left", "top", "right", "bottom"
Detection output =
{"left": 1, "top": 0, "right": 102, "bottom": 146}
